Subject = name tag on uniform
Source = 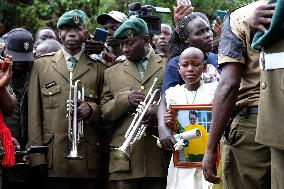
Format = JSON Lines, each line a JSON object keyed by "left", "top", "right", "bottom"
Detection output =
{"left": 46, "top": 81, "right": 56, "bottom": 89}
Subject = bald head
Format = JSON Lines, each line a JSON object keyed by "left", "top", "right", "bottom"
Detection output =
{"left": 35, "top": 39, "right": 61, "bottom": 58}
{"left": 180, "top": 47, "right": 204, "bottom": 62}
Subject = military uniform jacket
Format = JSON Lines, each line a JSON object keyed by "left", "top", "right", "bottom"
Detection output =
{"left": 101, "top": 51, "right": 167, "bottom": 181}
{"left": 257, "top": 38, "right": 284, "bottom": 150}
{"left": 28, "top": 49, "right": 106, "bottom": 178}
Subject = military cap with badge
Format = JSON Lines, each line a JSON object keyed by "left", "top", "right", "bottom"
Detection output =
{"left": 114, "top": 17, "right": 149, "bottom": 40}
{"left": 57, "top": 9, "right": 87, "bottom": 28}
{"left": 4, "top": 28, "right": 34, "bottom": 62}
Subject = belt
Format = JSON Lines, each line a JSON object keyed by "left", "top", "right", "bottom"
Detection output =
{"left": 238, "top": 106, "right": 258, "bottom": 117}
{"left": 260, "top": 51, "right": 284, "bottom": 70}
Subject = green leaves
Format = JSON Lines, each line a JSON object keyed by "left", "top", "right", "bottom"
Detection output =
{"left": 1, "top": 0, "right": 251, "bottom": 34}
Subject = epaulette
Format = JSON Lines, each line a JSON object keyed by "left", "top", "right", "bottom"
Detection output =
{"left": 87, "top": 54, "right": 103, "bottom": 63}
{"left": 115, "top": 55, "right": 126, "bottom": 63}
{"left": 35, "top": 51, "right": 57, "bottom": 59}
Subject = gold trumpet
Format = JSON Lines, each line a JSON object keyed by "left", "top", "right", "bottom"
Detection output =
{"left": 113, "top": 78, "right": 160, "bottom": 160}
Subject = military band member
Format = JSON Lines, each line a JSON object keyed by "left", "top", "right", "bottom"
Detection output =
{"left": 28, "top": 9, "right": 107, "bottom": 189}
{"left": 100, "top": 17, "right": 167, "bottom": 189}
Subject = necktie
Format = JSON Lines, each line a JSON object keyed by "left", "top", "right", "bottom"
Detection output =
{"left": 67, "top": 56, "right": 78, "bottom": 70}
{"left": 137, "top": 58, "right": 147, "bottom": 79}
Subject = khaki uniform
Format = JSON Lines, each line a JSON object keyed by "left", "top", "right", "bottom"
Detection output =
{"left": 28, "top": 50, "right": 107, "bottom": 179}
{"left": 100, "top": 51, "right": 167, "bottom": 184}
{"left": 218, "top": 1, "right": 271, "bottom": 188}
{"left": 257, "top": 37, "right": 284, "bottom": 189}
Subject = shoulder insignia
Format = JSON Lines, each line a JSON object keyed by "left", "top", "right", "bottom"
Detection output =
{"left": 89, "top": 53, "right": 99, "bottom": 60}
{"left": 87, "top": 54, "right": 104, "bottom": 63}
{"left": 35, "top": 51, "right": 57, "bottom": 59}
{"left": 115, "top": 55, "right": 126, "bottom": 63}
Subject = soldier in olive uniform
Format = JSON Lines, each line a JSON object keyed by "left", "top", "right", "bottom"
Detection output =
{"left": 202, "top": 1, "right": 271, "bottom": 189}
{"left": 251, "top": 1, "right": 284, "bottom": 188}
{"left": 100, "top": 17, "right": 167, "bottom": 189}
{"left": 28, "top": 10, "right": 107, "bottom": 189}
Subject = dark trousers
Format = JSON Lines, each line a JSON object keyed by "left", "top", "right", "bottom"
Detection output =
{"left": 2, "top": 164, "right": 41, "bottom": 189}
{"left": 110, "top": 177, "right": 166, "bottom": 189}
{"left": 271, "top": 147, "right": 284, "bottom": 189}
{"left": 44, "top": 177, "right": 106, "bottom": 189}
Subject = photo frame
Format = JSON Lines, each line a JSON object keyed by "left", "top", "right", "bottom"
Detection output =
{"left": 170, "top": 104, "right": 220, "bottom": 168}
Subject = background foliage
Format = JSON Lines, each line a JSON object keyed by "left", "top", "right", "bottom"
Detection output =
{"left": 0, "top": 0, "right": 251, "bottom": 35}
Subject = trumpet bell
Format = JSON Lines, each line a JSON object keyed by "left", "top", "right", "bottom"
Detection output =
{"left": 112, "top": 148, "right": 130, "bottom": 160}
{"left": 67, "top": 150, "right": 84, "bottom": 160}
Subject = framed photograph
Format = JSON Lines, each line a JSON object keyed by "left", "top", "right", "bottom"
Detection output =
{"left": 170, "top": 104, "right": 220, "bottom": 168}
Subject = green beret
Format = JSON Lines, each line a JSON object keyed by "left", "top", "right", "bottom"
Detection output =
{"left": 57, "top": 9, "right": 87, "bottom": 29}
{"left": 114, "top": 17, "right": 148, "bottom": 40}
{"left": 251, "top": 0, "right": 284, "bottom": 49}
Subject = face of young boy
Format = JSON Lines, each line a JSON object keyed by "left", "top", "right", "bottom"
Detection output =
{"left": 178, "top": 53, "right": 204, "bottom": 85}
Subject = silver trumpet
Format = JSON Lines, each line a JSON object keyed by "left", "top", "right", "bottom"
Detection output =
{"left": 113, "top": 78, "right": 160, "bottom": 160}
{"left": 66, "top": 68, "right": 85, "bottom": 159}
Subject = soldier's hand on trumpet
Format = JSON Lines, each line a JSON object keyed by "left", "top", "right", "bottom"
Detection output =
{"left": 77, "top": 99, "right": 93, "bottom": 121}
{"left": 128, "top": 91, "right": 145, "bottom": 107}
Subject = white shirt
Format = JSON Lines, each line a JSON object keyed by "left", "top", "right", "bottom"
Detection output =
{"left": 165, "top": 81, "right": 217, "bottom": 189}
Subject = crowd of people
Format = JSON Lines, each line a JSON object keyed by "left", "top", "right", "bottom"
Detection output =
{"left": 0, "top": 0, "right": 283, "bottom": 189}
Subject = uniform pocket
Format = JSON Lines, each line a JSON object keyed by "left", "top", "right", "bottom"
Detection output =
{"left": 109, "top": 148, "right": 130, "bottom": 173}
{"left": 41, "top": 85, "right": 61, "bottom": 108}
{"left": 224, "top": 116, "right": 243, "bottom": 146}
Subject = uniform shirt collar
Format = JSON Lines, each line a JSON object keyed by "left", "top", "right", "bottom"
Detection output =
{"left": 61, "top": 47, "right": 83, "bottom": 62}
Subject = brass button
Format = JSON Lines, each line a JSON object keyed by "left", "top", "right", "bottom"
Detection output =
{"left": 49, "top": 92, "right": 52, "bottom": 95}
{"left": 261, "top": 82, "right": 266, "bottom": 89}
